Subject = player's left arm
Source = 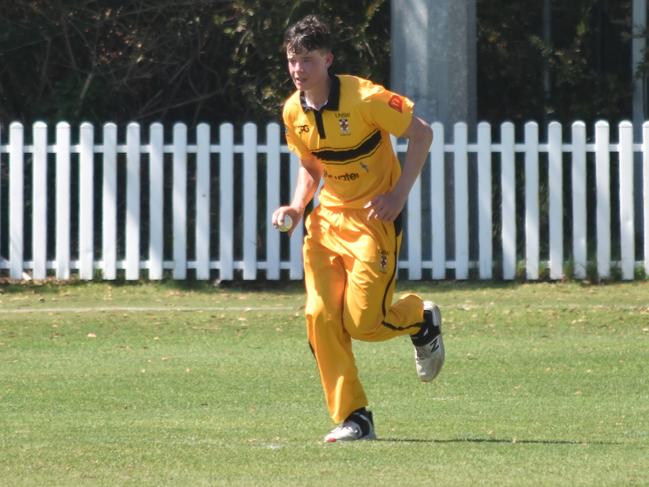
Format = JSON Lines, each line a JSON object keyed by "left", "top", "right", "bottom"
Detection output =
{"left": 366, "top": 116, "right": 433, "bottom": 221}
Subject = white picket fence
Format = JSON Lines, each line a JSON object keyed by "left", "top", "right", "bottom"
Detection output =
{"left": 0, "top": 120, "right": 648, "bottom": 281}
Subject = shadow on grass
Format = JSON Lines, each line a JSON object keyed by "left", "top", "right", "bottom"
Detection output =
{"left": 376, "top": 437, "right": 620, "bottom": 446}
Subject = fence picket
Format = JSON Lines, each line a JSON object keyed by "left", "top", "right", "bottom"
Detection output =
{"left": 477, "top": 122, "right": 492, "bottom": 279}
{"left": 79, "top": 123, "right": 94, "bottom": 280}
{"left": 56, "top": 122, "right": 71, "bottom": 280}
{"left": 595, "top": 121, "right": 611, "bottom": 279}
{"left": 219, "top": 124, "right": 234, "bottom": 281}
{"left": 102, "top": 123, "right": 118, "bottom": 280}
{"left": 173, "top": 123, "right": 188, "bottom": 279}
{"left": 407, "top": 172, "right": 423, "bottom": 280}
{"left": 195, "top": 123, "right": 211, "bottom": 280}
{"left": 243, "top": 123, "right": 258, "bottom": 280}
{"left": 644, "top": 122, "right": 649, "bottom": 277}
{"left": 9, "top": 123, "right": 24, "bottom": 279}
{"left": 289, "top": 153, "right": 304, "bottom": 280}
{"left": 430, "top": 122, "right": 446, "bottom": 280}
{"left": 0, "top": 124, "right": 2, "bottom": 262}
{"left": 148, "top": 123, "right": 164, "bottom": 280}
{"left": 524, "top": 122, "right": 539, "bottom": 280}
{"left": 619, "top": 121, "right": 635, "bottom": 280}
{"left": 501, "top": 122, "right": 516, "bottom": 280}
{"left": 265, "top": 123, "right": 281, "bottom": 280}
{"left": 454, "top": 123, "right": 469, "bottom": 279}
{"left": 126, "top": 122, "right": 141, "bottom": 280}
{"left": 571, "top": 122, "right": 587, "bottom": 279}
{"left": 548, "top": 122, "right": 563, "bottom": 280}
{"left": 32, "top": 122, "right": 48, "bottom": 279}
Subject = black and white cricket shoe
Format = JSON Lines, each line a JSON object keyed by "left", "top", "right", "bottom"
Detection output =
{"left": 324, "top": 408, "right": 376, "bottom": 443}
{"left": 411, "top": 301, "right": 445, "bottom": 382}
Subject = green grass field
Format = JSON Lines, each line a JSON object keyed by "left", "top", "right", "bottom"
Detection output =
{"left": 1, "top": 280, "right": 648, "bottom": 486}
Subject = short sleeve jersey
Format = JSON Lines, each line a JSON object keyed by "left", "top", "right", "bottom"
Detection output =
{"left": 283, "top": 75, "right": 414, "bottom": 209}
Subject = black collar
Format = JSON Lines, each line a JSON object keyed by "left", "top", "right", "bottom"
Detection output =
{"left": 299, "top": 75, "right": 341, "bottom": 113}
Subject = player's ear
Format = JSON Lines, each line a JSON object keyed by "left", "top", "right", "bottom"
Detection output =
{"left": 325, "top": 51, "right": 334, "bottom": 69}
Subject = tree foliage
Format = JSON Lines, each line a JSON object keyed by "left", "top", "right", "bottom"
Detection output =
{"left": 0, "top": 0, "right": 389, "bottom": 125}
{"left": 0, "top": 0, "right": 640, "bottom": 126}
{"left": 478, "top": 0, "right": 633, "bottom": 127}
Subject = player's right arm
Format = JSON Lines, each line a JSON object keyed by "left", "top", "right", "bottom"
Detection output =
{"left": 273, "top": 100, "right": 323, "bottom": 234}
{"left": 272, "top": 157, "right": 322, "bottom": 235}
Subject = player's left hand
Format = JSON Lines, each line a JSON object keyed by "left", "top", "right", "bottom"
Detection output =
{"left": 364, "top": 191, "right": 406, "bottom": 222}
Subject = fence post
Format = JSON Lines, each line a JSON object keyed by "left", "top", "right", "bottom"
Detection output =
{"left": 454, "top": 122, "right": 469, "bottom": 279}
{"left": 477, "top": 122, "right": 492, "bottom": 279}
{"left": 430, "top": 122, "right": 446, "bottom": 279}
{"left": 524, "top": 121, "right": 539, "bottom": 280}
{"left": 126, "top": 122, "right": 141, "bottom": 280}
{"left": 32, "top": 122, "right": 48, "bottom": 280}
{"left": 571, "top": 122, "right": 587, "bottom": 279}
{"left": 9, "top": 123, "right": 24, "bottom": 280}
{"left": 102, "top": 123, "right": 118, "bottom": 280}
{"left": 595, "top": 121, "right": 611, "bottom": 279}
{"left": 196, "top": 123, "right": 211, "bottom": 280}
{"left": 619, "top": 121, "right": 635, "bottom": 280}
{"left": 56, "top": 122, "right": 71, "bottom": 280}
{"left": 548, "top": 122, "right": 563, "bottom": 280}
{"left": 501, "top": 122, "right": 516, "bottom": 280}
{"left": 173, "top": 123, "right": 188, "bottom": 280}
{"left": 79, "top": 122, "right": 94, "bottom": 280}
{"left": 148, "top": 123, "right": 164, "bottom": 280}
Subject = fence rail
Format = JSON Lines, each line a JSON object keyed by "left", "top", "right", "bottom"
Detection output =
{"left": 1, "top": 120, "right": 648, "bottom": 281}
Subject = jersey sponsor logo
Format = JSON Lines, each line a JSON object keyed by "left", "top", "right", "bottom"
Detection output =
{"left": 297, "top": 124, "right": 310, "bottom": 134}
{"left": 388, "top": 95, "right": 403, "bottom": 113}
{"left": 359, "top": 162, "right": 369, "bottom": 173}
{"left": 323, "top": 170, "right": 360, "bottom": 182}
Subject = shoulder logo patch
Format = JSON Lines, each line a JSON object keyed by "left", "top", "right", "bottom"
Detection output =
{"left": 388, "top": 95, "right": 403, "bottom": 113}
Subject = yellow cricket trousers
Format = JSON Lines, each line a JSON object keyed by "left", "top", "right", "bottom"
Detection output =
{"left": 303, "top": 205, "right": 425, "bottom": 424}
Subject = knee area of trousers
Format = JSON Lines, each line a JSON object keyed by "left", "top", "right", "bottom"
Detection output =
{"left": 343, "top": 312, "right": 383, "bottom": 340}
{"left": 305, "top": 300, "right": 339, "bottom": 332}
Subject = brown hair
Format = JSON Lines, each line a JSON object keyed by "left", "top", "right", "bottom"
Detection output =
{"left": 283, "top": 15, "right": 332, "bottom": 53}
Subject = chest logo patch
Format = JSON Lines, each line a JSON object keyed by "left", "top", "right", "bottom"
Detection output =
{"left": 338, "top": 117, "right": 351, "bottom": 135}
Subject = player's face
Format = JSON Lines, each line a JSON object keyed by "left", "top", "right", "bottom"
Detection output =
{"left": 287, "top": 48, "right": 333, "bottom": 92}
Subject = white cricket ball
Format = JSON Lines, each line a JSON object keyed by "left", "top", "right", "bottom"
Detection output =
{"left": 277, "top": 214, "right": 292, "bottom": 232}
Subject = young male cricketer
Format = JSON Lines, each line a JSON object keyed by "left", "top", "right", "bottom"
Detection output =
{"left": 272, "top": 15, "right": 445, "bottom": 442}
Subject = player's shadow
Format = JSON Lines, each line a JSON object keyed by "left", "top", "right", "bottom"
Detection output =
{"left": 376, "top": 437, "right": 620, "bottom": 446}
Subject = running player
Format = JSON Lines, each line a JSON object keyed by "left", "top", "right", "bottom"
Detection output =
{"left": 272, "top": 14, "right": 445, "bottom": 442}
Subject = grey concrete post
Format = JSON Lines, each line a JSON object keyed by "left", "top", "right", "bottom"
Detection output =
{"left": 632, "top": 0, "right": 646, "bottom": 239}
{"left": 391, "top": 0, "right": 477, "bottom": 132}
{"left": 391, "top": 0, "right": 477, "bottom": 277}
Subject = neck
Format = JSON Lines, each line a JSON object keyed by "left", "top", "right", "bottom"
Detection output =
{"left": 304, "top": 76, "right": 332, "bottom": 109}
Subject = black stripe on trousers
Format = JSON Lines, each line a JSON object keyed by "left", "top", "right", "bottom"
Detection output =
{"left": 379, "top": 214, "right": 421, "bottom": 331}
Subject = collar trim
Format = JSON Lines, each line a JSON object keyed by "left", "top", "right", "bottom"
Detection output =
{"left": 300, "top": 75, "right": 341, "bottom": 113}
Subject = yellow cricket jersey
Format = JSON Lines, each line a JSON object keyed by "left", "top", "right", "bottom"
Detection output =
{"left": 283, "top": 75, "right": 414, "bottom": 209}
